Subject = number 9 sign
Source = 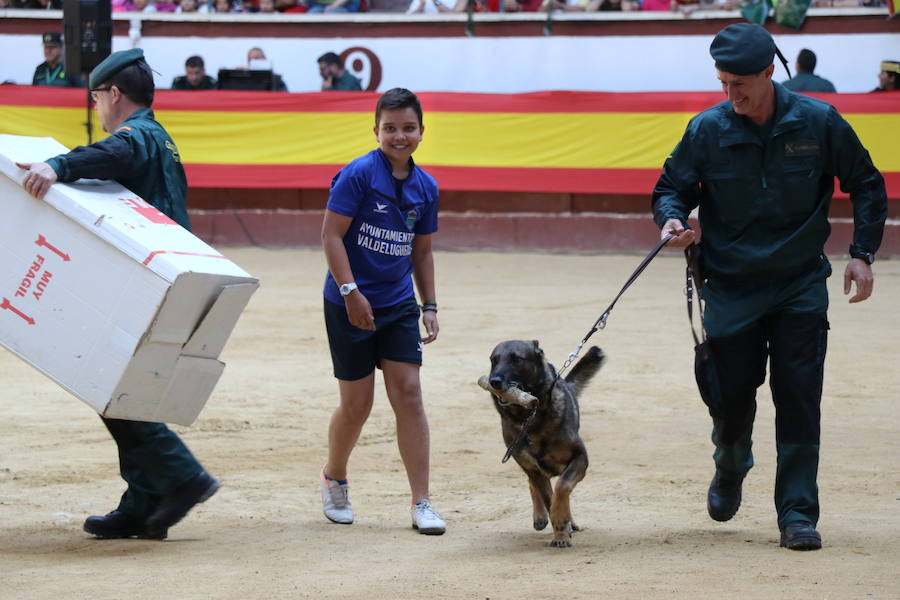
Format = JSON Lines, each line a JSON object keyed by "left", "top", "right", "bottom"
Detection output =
{"left": 339, "top": 47, "right": 382, "bottom": 92}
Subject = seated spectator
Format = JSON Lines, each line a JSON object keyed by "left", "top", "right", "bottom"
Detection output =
{"left": 129, "top": 0, "right": 159, "bottom": 11}
{"left": 213, "top": 0, "right": 243, "bottom": 10}
{"left": 473, "top": 0, "right": 542, "bottom": 10}
{"left": 254, "top": 0, "right": 276, "bottom": 10}
{"left": 177, "top": 0, "right": 211, "bottom": 11}
{"left": 304, "top": 0, "right": 361, "bottom": 11}
{"left": 406, "top": 0, "right": 466, "bottom": 12}
{"left": 546, "top": 0, "right": 638, "bottom": 11}
{"left": 172, "top": 56, "right": 217, "bottom": 90}
{"left": 639, "top": 0, "right": 672, "bottom": 10}
{"left": 318, "top": 52, "right": 363, "bottom": 91}
{"left": 242, "top": 47, "right": 288, "bottom": 91}
{"left": 782, "top": 49, "right": 836, "bottom": 93}
{"left": 873, "top": 60, "right": 899, "bottom": 92}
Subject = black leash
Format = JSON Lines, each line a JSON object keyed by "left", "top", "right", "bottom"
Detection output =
{"left": 501, "top": 234, "right": 676, "bottom": 463}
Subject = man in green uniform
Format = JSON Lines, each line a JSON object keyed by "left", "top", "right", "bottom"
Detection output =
{"left": 318, "top": 52, "right": 363, "bottom": 91}
{"left": 652, "top": 24, "right": 887, "bottom": 550}
{"left": 171, "top": 55, "right": 217, "bottom": 90}
{"left": 32, "top": 32, "right": 83, "bottom": 87}
{"left": 17, "top": 49, "right": 218, "bottom": 540}
{"left": 782, "top": 49, "right": 836, "bottom": 93}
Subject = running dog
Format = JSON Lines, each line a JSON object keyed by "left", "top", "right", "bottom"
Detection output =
{"left": 481, "top": 340, "right": 605, "bottom": 548}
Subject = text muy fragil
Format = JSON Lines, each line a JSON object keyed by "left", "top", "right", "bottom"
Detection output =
{"left": 16, "top": 255, "right": 53, "bottom": 300}
{"left": 357, "top": 222, "right": 414, "bottom": 256}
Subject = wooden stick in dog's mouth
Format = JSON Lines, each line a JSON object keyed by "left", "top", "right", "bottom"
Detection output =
{"left": 477, "top": 376, "right": 538, "bottom": 409}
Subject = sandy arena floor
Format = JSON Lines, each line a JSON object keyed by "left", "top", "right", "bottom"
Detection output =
{"left": 1, "top": 247, "right": 898, "bottom": 599}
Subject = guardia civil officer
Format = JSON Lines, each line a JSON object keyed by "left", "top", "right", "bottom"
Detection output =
{"left": 17, "top": 49, "right": 218, "bottom": 540}
{"left": 32, "top": 32, "right": 83, "bottom": 87}
{"left": 652, "top": 24, "right": 887, "bottom": 550}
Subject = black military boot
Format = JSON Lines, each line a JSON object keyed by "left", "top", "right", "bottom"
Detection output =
{"left": 83, "top": 510, "right": 167, "bottom": 540}
{"left": 780, "top": 521, "right": 822, "bottom": 550}
{"left": 144, "top": 471, "right": 220, "bottom": 538}
{"left": 707, "top": 472, "right": 744, "bottom": 522}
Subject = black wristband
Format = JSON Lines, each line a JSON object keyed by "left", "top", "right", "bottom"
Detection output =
{"left": 422, "top": 303, "right": 438, "bottom": 312}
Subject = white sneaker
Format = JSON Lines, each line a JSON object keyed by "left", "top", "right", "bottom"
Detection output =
{"left": 411, "top": 499, "right": 446, "bottom": 535}
{"left": 320, "top": 470, "right": 353, "bottom": 524}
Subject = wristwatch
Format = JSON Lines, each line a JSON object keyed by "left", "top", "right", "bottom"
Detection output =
{"left": 339, "top": 282, "right": 358, "bottom": 296}
{"left": 850, "top": 250, "right": 875, "bottom": 265}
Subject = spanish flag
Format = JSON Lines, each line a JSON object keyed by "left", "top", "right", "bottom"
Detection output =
{"left": 1, "top": 86, "right": 897, "bottom": 197}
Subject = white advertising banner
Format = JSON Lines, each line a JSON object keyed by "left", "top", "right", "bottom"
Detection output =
{"left": 1, "top": 31, "right": 895, "bottom": 93}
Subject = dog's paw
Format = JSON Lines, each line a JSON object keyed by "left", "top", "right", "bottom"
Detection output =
{"left": 571, "top": 521, "right": 581, "bottom": 532}
{"left": 549, "top": 538, "right": 573, "bottom": 548}
{"left": 533, "top": 517, "right": 548, "bottom": 531}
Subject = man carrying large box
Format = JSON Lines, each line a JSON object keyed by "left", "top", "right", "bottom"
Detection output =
{"left": 17, "top": 48, "right": 219, "bottom": 540}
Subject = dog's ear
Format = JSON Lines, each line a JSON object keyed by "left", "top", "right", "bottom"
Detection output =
{"left": 531, "top": 340, "right": 543, "bottom": 356}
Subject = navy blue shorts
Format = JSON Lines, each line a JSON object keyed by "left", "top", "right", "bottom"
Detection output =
{"left": 324, "top": 296, "right": 423, "bottom": 381}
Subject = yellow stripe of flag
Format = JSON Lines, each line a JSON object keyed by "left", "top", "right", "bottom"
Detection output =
{"left": 2, "top": 106, "right": 897, "bottom": 172}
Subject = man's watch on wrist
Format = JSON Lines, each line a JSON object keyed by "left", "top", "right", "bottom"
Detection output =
{"left": 850, "top": 251, "right": 875, "bottom": 265}
{"left": 339, "top": 282, "right": 358, "bottom": 296}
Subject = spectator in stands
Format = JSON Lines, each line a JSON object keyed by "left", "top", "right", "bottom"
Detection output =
{"left": 130, "top": 0, "right": 159, "bottom": 11}
{"left": 639, "top": 0, "right": 673, "bottom": 9}
{"left": 171, "top": 56, "right": 217, "bottom": 90}
{"left": 872, "top": 60, "right": 899, "bottom": 92}
{"left": 406, "top": 0, "right": 466, "bottom": 13}
{"left": 318, "top": 52, "right": 363, "bottom": 91}
{"left": 32, "top": 32, "right": 83, "bottom": 87}
{"left": 254, "top": 0, "right": 277, "bottom": 10}
{"left": 545, "top": 0, "right": 638, "bottom": 11}
{"left": 304, "top": 0, "right": 361, "bottom": 11}
{"left": 244, "top": 47, "right": 288, "bottom": 91}
{"left": 179, "top": 0, "right": 212, "bottom": 11}
{"left": 213, "top": 0, "right": 242, "bottom": 10}
{"left": 782, "top": 49, "right": 836, "bottom": 93}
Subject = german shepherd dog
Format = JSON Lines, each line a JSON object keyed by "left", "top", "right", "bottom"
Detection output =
{"left": 486, "top": 340, "right": 605, "bottom": 547}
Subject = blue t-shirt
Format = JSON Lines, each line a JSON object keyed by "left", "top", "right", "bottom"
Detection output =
{"left": 324, "top": 149, "right": 439, "bottom": 308}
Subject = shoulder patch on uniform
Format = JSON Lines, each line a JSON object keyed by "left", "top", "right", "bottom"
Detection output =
{"left": 116, "top": 126, "right": 133, "bottom": 133}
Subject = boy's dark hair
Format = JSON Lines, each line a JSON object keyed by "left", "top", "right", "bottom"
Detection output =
{"left": 318, "top": 52, "right": 343, "bottom": 69}
{"left": 185, "top": 55, "right": 205, "bottom": 69}
{"left": 108, "top": 59, "right": 155, "bottom": 107}
{"left": 375, "top": 88, "right": 423, "bottom": 128}
{"left": 797, "top": 49, "right": 816, "bottom": 74}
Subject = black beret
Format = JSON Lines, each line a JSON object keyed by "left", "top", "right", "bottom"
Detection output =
{"left": 42, "top": 32, "right": 62, "bottom": 46}
{"left": 89, "top": 48, "right": 145, "bottom": 89}
{"left": 710, "top": 23, "right": 775, "bottom": 76}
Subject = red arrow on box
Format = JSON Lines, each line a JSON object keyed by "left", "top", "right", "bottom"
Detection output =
{"left": 35, "top": 235, "right": 70, "bottom": 262}
{"left": 1, "top": 297, "right": 35, "bottom": 325}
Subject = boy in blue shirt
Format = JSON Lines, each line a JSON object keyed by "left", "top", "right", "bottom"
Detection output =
{"left": 319, "top": 88, "right": 445, "bottom": 535}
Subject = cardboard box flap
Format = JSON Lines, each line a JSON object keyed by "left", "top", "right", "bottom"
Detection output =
{"left": 183, "top": 282, "right": 259, "bottom": 359}
{"left": 145, "top": 272, "right": 247, "bottom": 347}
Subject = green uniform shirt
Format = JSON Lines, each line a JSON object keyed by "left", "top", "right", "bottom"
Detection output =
{"left": 652, "top": 82, "right": 886, "bottom": 285}
{"left": 32, "top": 61, "right": 83, "bottom": 87}
{"left": 46, "top": 107, "right": 191, "bottom": 230}
{"left": 171, "top": 75, "right": 217, "bottom": 90}
{"left": 330, "top": 70, "right": 362, "bottom": 91}
{"left": 782, "top": 73, "right": 836, "bottom": 93}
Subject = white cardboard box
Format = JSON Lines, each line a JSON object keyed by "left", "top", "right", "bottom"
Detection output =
{"left": 0, "top": 134, "right": 259, "bottom": 426}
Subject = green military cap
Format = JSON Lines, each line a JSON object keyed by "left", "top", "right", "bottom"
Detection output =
{"left": 710, "top": 23, "right": 775, "bottom": 76}
{"left": 89, "top": 48, "right": 145, "bottom": 90}
{"left": 42, "top": 32, "right": 62, "bottom": 46}
{"left": 881, "top": 61, "right": 900, "bottom": 74}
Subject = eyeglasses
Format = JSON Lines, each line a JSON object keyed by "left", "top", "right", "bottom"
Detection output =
{"left": 89, "top": 86, "right": 113, "bottom": 102}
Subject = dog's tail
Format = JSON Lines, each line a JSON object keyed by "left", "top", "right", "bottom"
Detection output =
{"left": 564, "top": 346, "right": 606, "bottom": 398}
